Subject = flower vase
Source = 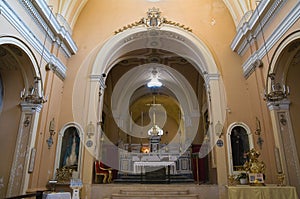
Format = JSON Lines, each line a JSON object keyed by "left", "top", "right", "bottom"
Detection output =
{"left": 240, "top": 178, "right": 248, "bottom": 185}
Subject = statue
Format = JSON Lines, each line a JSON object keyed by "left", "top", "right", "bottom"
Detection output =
{"left": 65, "top": 135, "right": 78, "bottom": 166}
{"left": 62, "top": 131, "right": 80, "bottom": 168}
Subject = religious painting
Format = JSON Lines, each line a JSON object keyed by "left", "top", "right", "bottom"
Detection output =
{"left": 59, "top": 127, "right": 80, "bottom": 171}
{"left": 227, "top": 123, "right": 254, "bottom": 174}
{"left": 248, "top": 173, "right": 264, "bottom": 184}
{"left": 230, "top": 126, "right": 249, "bottom": 171}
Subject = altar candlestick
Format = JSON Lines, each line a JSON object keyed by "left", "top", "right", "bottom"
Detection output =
{"left": 128, "top": 111, "right": 132, "bottom": 133}
{"left": 141, "top": 112, "right": 143, "bottom": 126}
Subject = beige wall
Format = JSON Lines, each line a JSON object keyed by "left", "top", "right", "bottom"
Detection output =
{"left": 0, "top": 69, "right": 23, "bottom": 198}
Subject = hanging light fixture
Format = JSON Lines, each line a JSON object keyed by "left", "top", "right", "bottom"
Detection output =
{"left": 147, "top": 68, "right": 162, "bottom": 88}
{"left": 259, "top": 33, "right": 289, "bottom": 101}
{"left": 20, "top": 77, "right": 47, "bottom": 104}
{"left": 264, "top": 73, "right": 289, "bottom": 102}
{"left": 252, "top": 5, "right": 289, "bottom": 102}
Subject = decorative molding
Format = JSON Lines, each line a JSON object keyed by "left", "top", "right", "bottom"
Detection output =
{"left": 122, "top": 29, "right": 186, "bottom": 46}
{"left": 19, "top": 0, "right": 77, "bottom": 56}
{"left": 20, "top": 102, "right": 43, "bottom": 113}
{"left": 267, "top": 99, "right": 290, "bottom": 111}
{"left": 204, "top": 73, "right": 220, "bottom": 85}
{"left": 0, "top": 1, "right": 68, "bottom": 80}
{"left": 89, "top": 74, "right": 107, "bottom": 93}
{"left": 234, "top": 1, "right": 300, "bottom": 78}
{"left": 114, "top": 7, "right": 192, "bottom": 34}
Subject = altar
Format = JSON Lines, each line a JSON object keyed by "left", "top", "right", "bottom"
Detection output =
{"left": 118, "top": 144, "right": 192, "bottom": 175}
{"left": 133, "top": 161, "right": 176, "bottom": 174}
{"left": 227, "top": 185, "right": 298, "bottom": 199}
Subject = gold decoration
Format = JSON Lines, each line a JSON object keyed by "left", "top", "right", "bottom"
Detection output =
{"left": 114, "top": 20, "right": 143, "bottom": 34}
{"left": 164, "top": 19, "right": 192, "bottom": 32}
{"left": 277, "top": 173, "right": 285, "bottom": 186}
{"left": 114, "top": 8, "right": 192, "bottom": 34}
{"left": 243, "top": 148, "right": 265, "bottom": 174}
{"left": 243, "top": 148, "right": 265, "bottom": 185}
{"left": 55, "top": 167, "right": 73, "bottom": 183}
{"left": 228, "top": 175, "right": 236, "bottom": 186}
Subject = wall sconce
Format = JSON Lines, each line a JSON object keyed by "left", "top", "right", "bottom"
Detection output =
{"left": 86, "top": 121, "right": 95, "bottom": 138}
{"left": 215, "top": 120, "right": 223, "bottom": 137}
{"left": 20, "top": 77, "right": 47, "bottom": 104}
{"left": 255, "top": 117, "right": 264, "bottom": 149}
{"left": 46, "top": 118, "right": 56, "bottom": 149}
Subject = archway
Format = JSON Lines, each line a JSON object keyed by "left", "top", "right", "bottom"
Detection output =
{"left": 0, "top": 37, "right": 44, "bottom": 197}
{"left": 265, "top": 31, "right": 300, "bottom": 193}
{"left": 75, "top": 24, "right": 228, "bottom": 185}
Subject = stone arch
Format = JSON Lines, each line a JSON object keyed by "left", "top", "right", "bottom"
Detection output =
{"left": 89, "top": 24, "right": 226, "bottom": 122}
{"left": 0, "top": 36, "right": 43, "bottom": 89}
{"left": 0, "top": 36, "right": 45, "bottom": 196}
{"left": 84, "top": 24, "right": 228, "bottom": 184}
{"left": 91, "top": 25, "right": 219, "bottom": 76}
{"left": 266, "top": 31, "right": 300, "bottom": 91}
{"left": 266, "top": 31, "right": 300, "bottom": 191}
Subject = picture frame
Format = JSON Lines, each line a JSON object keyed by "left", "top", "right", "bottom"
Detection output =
{"left": 248, "top": 173, "right": 264, "bottom": 184}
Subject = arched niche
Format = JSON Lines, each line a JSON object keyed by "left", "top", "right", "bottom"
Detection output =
{"left": 54, "top": 122, "right": 84, "bottom": 179}
{"left": 227, "top": 122, "right": 253, "bottom": 175}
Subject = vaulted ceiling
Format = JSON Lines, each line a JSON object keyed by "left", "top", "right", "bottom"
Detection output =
{"left": 51, "top": 0, "right": 259, "bottom": 30}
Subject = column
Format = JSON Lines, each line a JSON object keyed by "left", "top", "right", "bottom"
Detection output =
{"left": 7, "top": 102, "right": 42, "bottom": 196}
{"left": 267, "top": 99, "right": 300, "bottom": 188}
{"left": 205, "top": 74, "right": 227, "bottom": 186}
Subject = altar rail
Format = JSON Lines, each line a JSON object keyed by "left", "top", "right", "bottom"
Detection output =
{"left": 5, "top": 191, "right": 44, "bottom": 199}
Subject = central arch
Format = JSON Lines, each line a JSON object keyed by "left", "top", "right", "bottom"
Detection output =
{"left": 82, "top": 24, "right": 228, "bottom": 184}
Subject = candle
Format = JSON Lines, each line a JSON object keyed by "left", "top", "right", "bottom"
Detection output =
{"left": 130, "top": 111, "right": 132, "bottom": 132}
{"left": 274, "top": 147, "right": 283, "bottom": 174}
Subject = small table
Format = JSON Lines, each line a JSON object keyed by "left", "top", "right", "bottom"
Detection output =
{"left": 227, "top": 185, "right": 298, "bottom": 199}
{"left": 42, "top": 192, "right": 71, "bottom": 199}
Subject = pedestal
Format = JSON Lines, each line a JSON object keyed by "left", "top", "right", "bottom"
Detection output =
{"left": 72, "top": 188, "right": 80, "bottom": 199}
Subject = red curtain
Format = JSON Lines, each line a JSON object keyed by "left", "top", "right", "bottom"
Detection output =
{"left": 191, "top": 144, "right": 209, "bottom": 183}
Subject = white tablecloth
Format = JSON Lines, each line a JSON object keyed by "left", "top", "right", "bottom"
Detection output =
{"left": 133, "top": 161, "right": 176, "bottom": 174}
{"left": 43, "top": 192, "right": 71, "bottom": 199}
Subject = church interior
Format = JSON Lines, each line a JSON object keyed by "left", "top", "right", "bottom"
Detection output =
{"left": 0, "top": 0, "right": 300, "bottom": 198}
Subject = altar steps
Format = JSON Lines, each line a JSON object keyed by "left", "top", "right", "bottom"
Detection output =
{"left": 91, "top": 184, "right": 222, "bottom": 199}
{"left": 113, "top": 174, "right": 194, "bottom": 184}
{"left": 109, "top": 189, "right": 199, "bottom": 199}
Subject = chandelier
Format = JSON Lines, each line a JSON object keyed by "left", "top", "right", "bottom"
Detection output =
{"left": 20, "top": 77, "right": 47, "bottom": 104}
{"left": 253, "top": 6, "right": 289, "bottom": 102}
{"left": 147, "top": 69, "right": 162, "bottom": 88}
{"left": 264, "top": 73, "right": 289, "bottom": 102}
